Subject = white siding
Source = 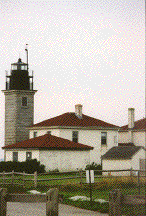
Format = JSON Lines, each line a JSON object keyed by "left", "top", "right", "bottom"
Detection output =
{"left": 102, "top": 149, "right": 146, "bottom": 176}
{"left": 28, "top": 127, "right": 118, "bottom": 166}
{"left": 133, "top": 132, "right": 145, "bottom": 146}
{"left": 60, "top": 129, "right": 118, "bottom": 164}
{"left": 118, "top": 132, "right": 129, "bottom": 143}
{"left": 29, "top": 129, "right": 60, "bottom": 139}
{"left": 119, "top": 131, "right": 145, "bottom": 146}
{"left": 5, "top": 150, "right": 39, "bottom": 162}
{"left": 131, "top": 149, "right": 145, "bottom": 170}
{"left": 102, "top": 159, "right": 131, "bottom": 176}
{"left": 39, "top": 150, "right": 90, "bottom": 172}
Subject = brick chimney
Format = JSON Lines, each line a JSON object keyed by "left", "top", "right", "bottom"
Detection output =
{"left": 128, "top": 108, "right": 135, "bottom": 143}
{"left": 75, "top": 104, "right": 83, "bottom": 118}
{"left": 128, "top": 108, "right": 135, "bottom": 129}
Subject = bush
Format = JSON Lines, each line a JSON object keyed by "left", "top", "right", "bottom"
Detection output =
{"left": 0, "top": 159, "right": 45, "bottom": 174}
{"left": 85, "top": 162, "right": 102, "bottom": 175}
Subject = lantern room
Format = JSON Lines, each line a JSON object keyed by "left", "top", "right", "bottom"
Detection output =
{"left": 5, "top": 58, "right": 33, "bottom": 90}
{"left": 11, "top": 58, "right": 28, "bottom": 71}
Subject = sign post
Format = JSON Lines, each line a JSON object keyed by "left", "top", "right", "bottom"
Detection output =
{"left": 86, "top": 169, "right": 94, "bottom": 206}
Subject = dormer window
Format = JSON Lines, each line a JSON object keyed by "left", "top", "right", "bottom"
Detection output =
{"left": 22, "top": 97, "right": 27, "bottom": 107}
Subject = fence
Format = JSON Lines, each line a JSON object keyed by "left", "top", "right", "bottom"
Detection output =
{"left": 0, "top": 170, "right": 35, "bottom": 187}
{"left": 0, "top": 187, "right": 59, "bottom": 216}
{"left": 0, "top": 169, "right": 145, "bottom": 189}
{"left": 109, "top": 189, "right": 146, "bottom": 216}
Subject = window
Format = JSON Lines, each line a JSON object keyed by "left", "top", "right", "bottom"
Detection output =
{"left": 72, "top": 131, "right": 78, "bottom": 143}
{"left": 13, "top": 152, "right": 18, "bottom": 162}
{"left": 12, "top": 65, "right": 17, "bottom": 70}
{"left": 22, "top": 97, "right": 27, "bottom": 106}
{"left": 101, "top": 132, "right": 107, "bottom": 145}
{"left": 47, "top": 131, "right": 51, "bottom": 135}
{"left": 21, "top": 65, "right": 27, "bottom": 70}
{"left": 34, "top": 132, "right": 37, "bottom": 138}
{"left": 26, "top": 152, "right": 32, "bottom": 161}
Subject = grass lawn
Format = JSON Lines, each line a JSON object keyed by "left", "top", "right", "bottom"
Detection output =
{"left": 0, "top": 174, "right": 145, "bottom": 215}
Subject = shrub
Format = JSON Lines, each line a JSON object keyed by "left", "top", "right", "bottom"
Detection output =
{"left": 0, "top": 159, "right": 45, "bottom": 174}
{"left": 85, "top": 162, "right": 102, "bottom": 175}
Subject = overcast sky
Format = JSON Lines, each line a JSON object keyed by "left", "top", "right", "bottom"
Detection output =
{"left": 0, "top": 0, "right": 145, "bottom": 159}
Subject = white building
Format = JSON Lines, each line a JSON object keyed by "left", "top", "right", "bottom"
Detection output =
{"left": 102, "top": 108, "right": 146, "bottom": 175}
{"left": 118, "top": 108, "right": 146, "bottom": 147}
{"left": 3, "top": 133, "right": 92, "bottom": 172}
{"left": 102, "top": 144, "right": 145, "bottom": 176}
{"left": 2, "top": 104, "right": 119, "bottom": 171}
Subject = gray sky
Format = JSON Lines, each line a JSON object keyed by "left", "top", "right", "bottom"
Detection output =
{"left": 0, "top": 0, "right": 145, "bottom": 159}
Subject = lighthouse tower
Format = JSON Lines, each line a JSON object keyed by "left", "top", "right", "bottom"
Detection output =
{"left": 2, "top": 48, "right": 37, "bottom": 147}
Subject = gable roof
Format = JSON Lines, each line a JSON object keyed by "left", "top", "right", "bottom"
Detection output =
{"left": 30, "top": 112, "right": 119, "bottom": 129}
{"left": 120, "top": 118, "right": 146, "bottom": 131}
{"left": 101, "top": 146, "right": 144, "bottom": 160}
{"left": 2, "top": 134, "right": 93, "bottom": 151}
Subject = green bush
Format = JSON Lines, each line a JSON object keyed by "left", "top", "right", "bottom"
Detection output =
{"left": 85, "top": 162, "right": 102, "bottom": 175}
{"left": 0, "top": 159, "right": 45, "bottom": 174}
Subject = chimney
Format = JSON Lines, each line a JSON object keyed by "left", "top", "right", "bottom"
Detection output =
{"left": 128, "top": 108, "right": 135, "bottom": 129}
{"left": 75, "top": 104, "right": 83, "bottom": 118}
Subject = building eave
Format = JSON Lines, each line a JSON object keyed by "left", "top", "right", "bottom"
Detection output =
{"left": 1, "top": 90, "right": 37, "bottom": 95}
{"left": 28, "top": 125, "right": 119, "bottom": 131}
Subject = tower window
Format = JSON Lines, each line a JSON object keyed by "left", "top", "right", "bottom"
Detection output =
{"left": 26, "top": 152, "right": 32, "bottom": 161}
{"left": 22, "top": 97, "right": 27, "bottom": 106}
{"left": 13, "top": 152, "right": 18, "bottom": 162}
{"left": 101, "top": 132, "right": 107, "bottom": 145}
{"left": 72, "top": 131, "right": 78, "bottom": 143}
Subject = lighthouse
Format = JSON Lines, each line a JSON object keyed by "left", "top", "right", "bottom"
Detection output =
{"left": 2, "top": 47, "right": 37, "bottom": 147}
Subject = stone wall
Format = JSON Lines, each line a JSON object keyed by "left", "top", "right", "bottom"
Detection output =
{"left": 2, "top": 90, "right": 37, "bottom": 146}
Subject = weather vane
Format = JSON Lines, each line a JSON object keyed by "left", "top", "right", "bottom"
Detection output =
{"left": 25, "top": 44, "right": 29, "bottom": 71}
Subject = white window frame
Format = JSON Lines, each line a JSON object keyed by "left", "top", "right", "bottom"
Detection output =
{"left": 34, "top": 131, "right": 37, "bottom": 138}
{"left": 101, "top": 132, "right": 107, "bottom": 145}
{"left": 72, "top": 131, "right": 78, "bottom": 143}
{"left": 26, "top": 152, "right": 32, "bottom": 161}
{"left": 13, "top": 152, "right": 18, "bottom": 162}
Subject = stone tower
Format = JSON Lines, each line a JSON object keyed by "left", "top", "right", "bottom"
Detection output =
{"left": 2, "top": 49, "right": 37, "bottom": 146}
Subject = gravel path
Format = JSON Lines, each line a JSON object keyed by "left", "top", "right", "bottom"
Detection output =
{"left": 7, "top": 202, "right": 108, "bottom": 216}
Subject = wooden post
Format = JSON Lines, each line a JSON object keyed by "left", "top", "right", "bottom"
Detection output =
{"left": 130, "top": 167, "right": 133, "bottom": 177}
{"left": 79, "top": 169, "right": 83, "bottom": 185}
{"left": 0, "top": 188, "right": 7, "bottom": 216}
{"left": 46, "top": 188, "right": 59, "bottom": 216}
{"left": 34, "top": 171, "right": 37, "bottom": 188}
{"left": 137, "top": 170, "right": 140, "bottom": 194}
{"left": 12, "top": 170, "right": 14, "bottom": 185}
{"left": 109, "top": 189, "right": 122, "bottom": 216}
{"left": 89, "top": 169, "right": 92, "bottom": 207}
{"left": 23, "top": 171, "right": 25, "bottom": 188}
{"left": 2, "top": 171, "right": 5, "bottom": 185}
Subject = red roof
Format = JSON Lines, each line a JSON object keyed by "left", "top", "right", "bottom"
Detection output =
{"left": 2, "top": 134, "right": 93, "bottom": 150}
{"left": 30, "top": 112, "right": 118, "bottom": 129}
{"left": 120, "top": 118, "right": 146, "bottom": 131}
